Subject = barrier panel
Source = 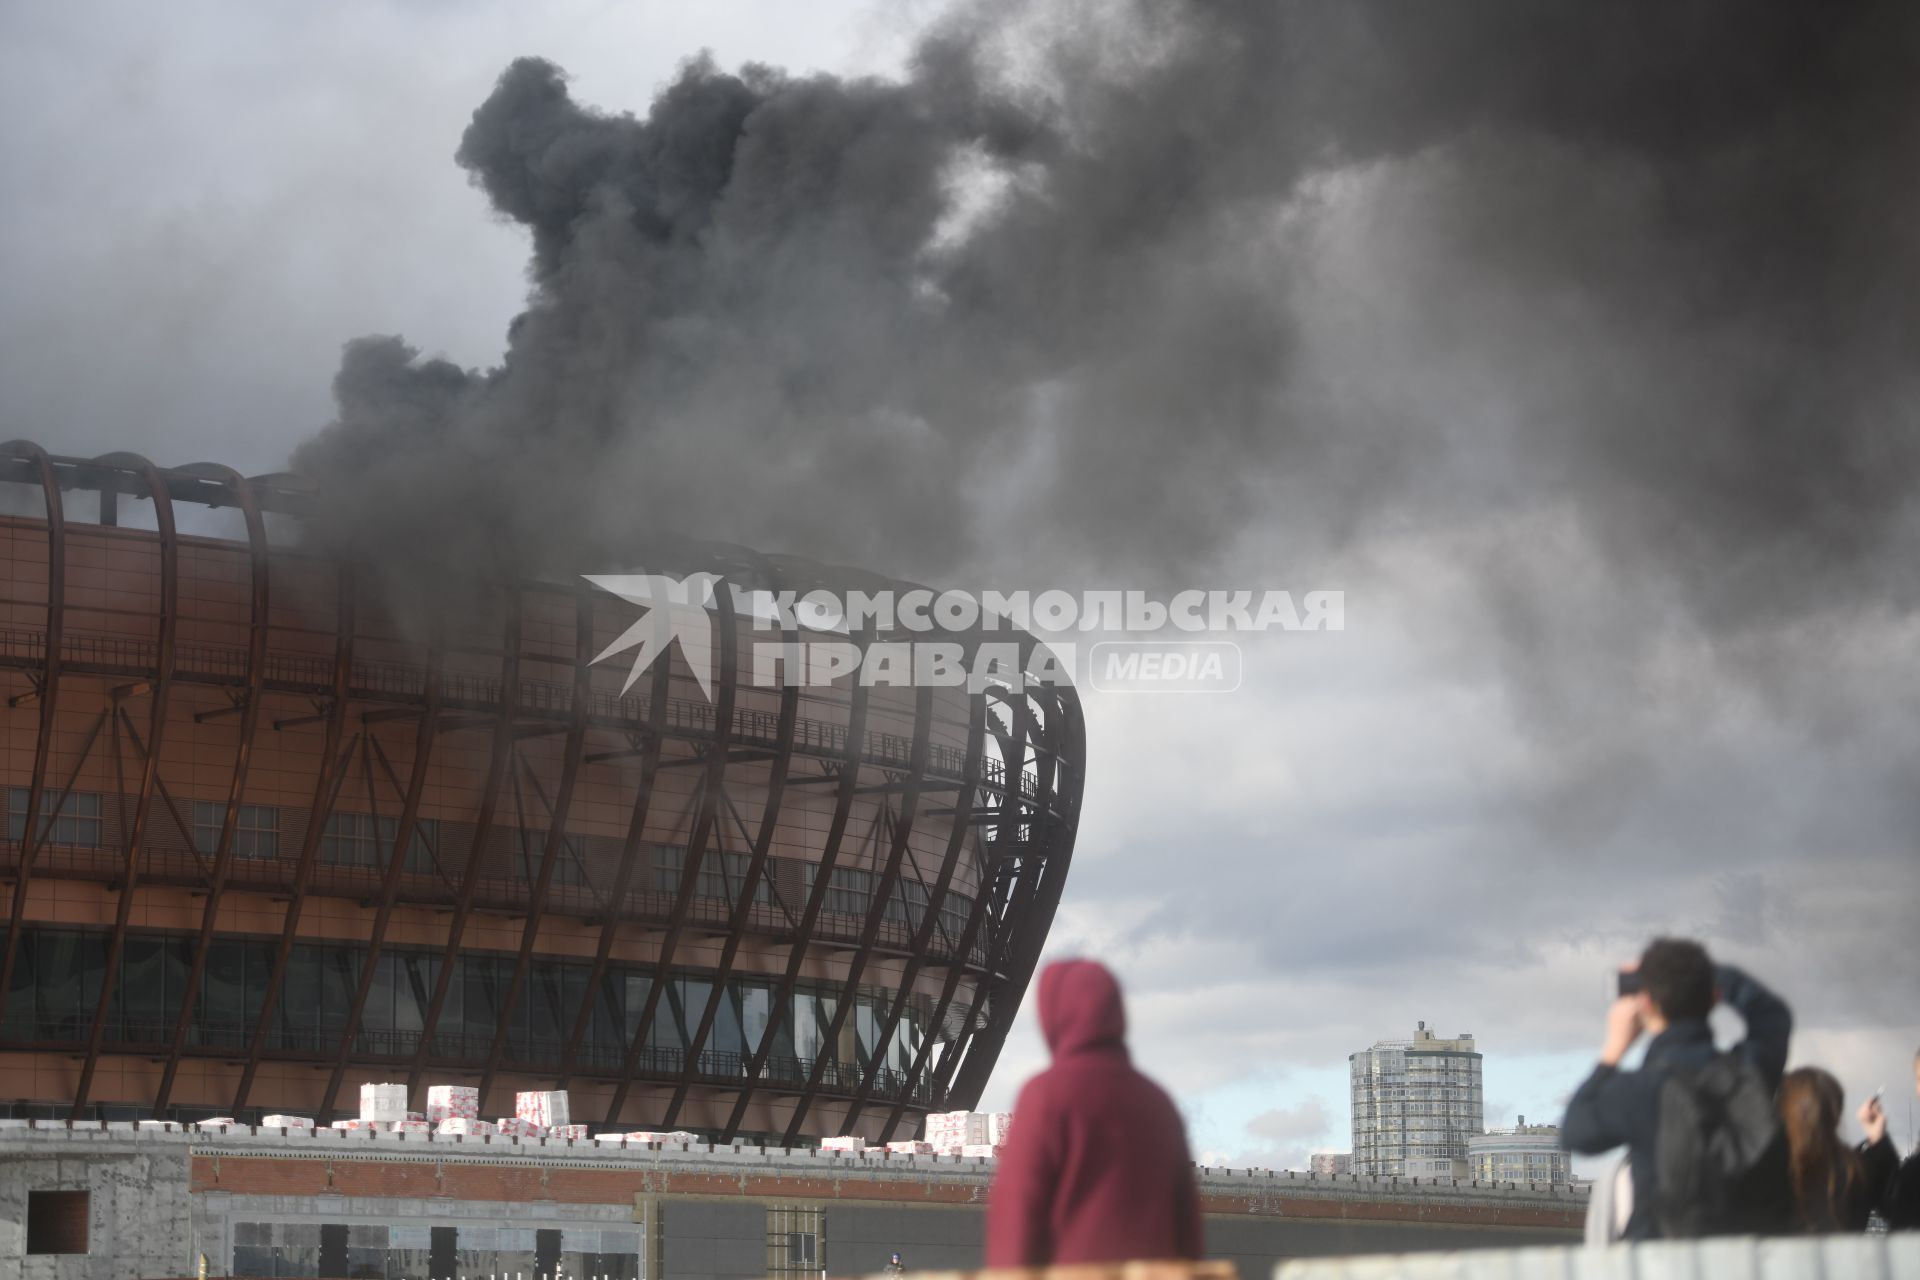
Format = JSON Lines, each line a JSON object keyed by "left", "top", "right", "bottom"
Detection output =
{"left": 1271, "top": 1233, "right": 1919, "bottom": 1280}
{"left": 879, "top": 1263, "right": 1240, "bottom": 1280}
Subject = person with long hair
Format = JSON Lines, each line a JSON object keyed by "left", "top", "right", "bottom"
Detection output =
{"left": 1779, "top": 1067, "right": 1875, "bottom": 1232}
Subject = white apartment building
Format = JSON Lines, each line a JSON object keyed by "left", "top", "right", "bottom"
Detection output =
{"left": 1349, "top": 1021, "right": 1484, "bottom": 1178}
{"left": 1468, "top": 1116, "right": 1573, "bottom": 1186}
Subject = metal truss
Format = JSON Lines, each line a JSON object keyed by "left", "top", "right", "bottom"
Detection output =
{"left": 0, "top": 445, "right": 1084, "bottom": 1132}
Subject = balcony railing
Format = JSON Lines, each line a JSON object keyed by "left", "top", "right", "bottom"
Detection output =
{"left": 0, "top": 1012, "right": 940, "bottom": 1107}
{"left": 0, "top": 626, "right": 1042, "bottom": 801}
{"left": 0, "top": 839, "right": 994, "bottom": 970}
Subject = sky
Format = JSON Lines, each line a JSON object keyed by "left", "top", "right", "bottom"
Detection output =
{"left": 4, "top": 0, "right": 1918, "bottom": 1173}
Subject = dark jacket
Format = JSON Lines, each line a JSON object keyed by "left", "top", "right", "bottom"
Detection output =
{"left": 1862, "top": 1134, "right": 1920, "bottom": 1230}
{"left": 1560, "top": 964, "right": 1793, "bottom": 1240}
{"left": 984, "top": 960, "right": 1203, "bottom": 1265}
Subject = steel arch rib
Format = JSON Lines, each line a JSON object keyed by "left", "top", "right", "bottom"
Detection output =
{"left": 0, "top": 440, "right": 64, "bottom": 1032}
{"left": 600, "top": 589, "right": 740, "bottom": 1128}
{"left": 554, "top": 652, "right": 673, "bottom": 1091}
{"left": 314, "top": 633, "right": 445, "bottom": 1123}
{"left": 948, "top": 684, "right": 1080, "bottom": 1107}
{"left": 840, "top": 685, "right": 985, "bottom": 1133}
{"left": 929, "top": 692, "right": 1035, "bottom": 1103}
{"left": 154, "top": 462, "right": 271, "bottom": 1115}
{"left": 232, "top": 563, "right": 360, "bottom": 1113}
{"left": 719, "top": 627, "right": 876, "bottom": 1143}
{"left": 879, "top": 692, "right": 1029, "bottom": 1140}
{"left": 73, "top": 454, "right": 180, "bottom": 1115}
{"left": 404, "top": 590, "right": 522, "bottom": 1099}
{"left": 474, "top": 584, "right": 595, "bottom": 1109}
{"left": 781, "top": 681, "right": 935, "bottom": 1142}
{"left": 661, "top": 595, "right": 801, "bottom": 1128}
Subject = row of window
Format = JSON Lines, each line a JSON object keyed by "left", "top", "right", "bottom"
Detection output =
{"left": 6, "top": 788, "right": 434, "bottom": 869}
{"left": 0, "top": 926, "right": 939, "bottom": 1082}
{"left": 6, "top": 790, "right": 974, "bottom": 931}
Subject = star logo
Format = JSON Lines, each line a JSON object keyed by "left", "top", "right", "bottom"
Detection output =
{"left": 584, "top": 572, "right": 722, "bottom": 700}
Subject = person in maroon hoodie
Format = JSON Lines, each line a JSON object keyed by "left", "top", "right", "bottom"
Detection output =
{"left": 984, "top": 958, "right": 1204, "bottom": 1266}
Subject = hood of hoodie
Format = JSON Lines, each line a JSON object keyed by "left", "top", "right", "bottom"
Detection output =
{"left": 1038, "top": 959, "right": 1129, "bottom": 1059}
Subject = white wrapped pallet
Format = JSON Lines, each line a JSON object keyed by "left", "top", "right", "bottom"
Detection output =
{"left": 359, "top": 1082, "right": 409, "bottom": 1123}
{"left": 886, "top": 1140, "right": 934, "bottom": 1154}
{"left": 495, "top": 1117, "right": 546, "bottom": 1138}
{"left": 925, "top": 1110, "right": 992, "bottom": 1148}
{"left": 961, "top": 1143, "right": 1000, "bottom": 1158}
{"left": 390, "top": 1119, "right": 431, "bottom": 1134}
{"left": 988, "top": 1112, "right": 1014, "bottom": 1146}
{"left": 819, "top": 1134, "right": 864, "bottom": 1151}
{"left": 514, "top": 1090, "right": 570, "bottom": 1127}
{"left": 425, "top": 1085, "right": 479, "bottom": 1122}
{"left": 549, "top": 1124, "right": 590, "bottom": 1140}
{"left": 436, "top": 1118, "right": 495, "bottom": 1136}
{"left": 262, "top": 1114, "right": 314, "bottom": 1129}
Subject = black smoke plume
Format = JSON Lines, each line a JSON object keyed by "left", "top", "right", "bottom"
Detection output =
{"left": 294, "top": 0, "right": 1920, "bottom": 659}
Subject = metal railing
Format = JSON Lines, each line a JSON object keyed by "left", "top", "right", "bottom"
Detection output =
{"left": 0, "top": 626, "right": 1041, "bottom": 800}
{"left": 0, "top": 841, "right": 993, "bottom": 969}
{"left": 0, "top": 1013, "right": 940, "bottom": 1107}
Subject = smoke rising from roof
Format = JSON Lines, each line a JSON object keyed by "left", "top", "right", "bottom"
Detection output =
{"left": 293, "top": 0, "right": 1920, "bottom": 659}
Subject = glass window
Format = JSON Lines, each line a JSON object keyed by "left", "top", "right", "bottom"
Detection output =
{"left": 190, "top": 802, "right": 279, "bottom": 858}
{"left": 803, "top": 864, "right": 876, "bottom": 917}
{"left": 8, "top": 788, "right": 103, "bottom": 847}
{"left": 655, "top": 845, "right": 768, "bottom": 904}
{"left": 321, "top": 812, "right": 438, "bottom": 871}
{"left": 508, "top": 834, "right": 586, "bottom": 886}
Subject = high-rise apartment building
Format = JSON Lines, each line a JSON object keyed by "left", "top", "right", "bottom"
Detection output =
{"left": 1349, "top": 1021, "right": 1483, "bottom": 1178}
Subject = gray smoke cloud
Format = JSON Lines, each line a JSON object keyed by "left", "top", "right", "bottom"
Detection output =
{"left": 294, "top": 0, "right": 1920, "bottom": 662}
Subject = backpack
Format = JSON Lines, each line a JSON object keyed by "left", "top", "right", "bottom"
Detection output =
{"left": 1652, "top": 1053, "right": 1791, "bottom": 1238}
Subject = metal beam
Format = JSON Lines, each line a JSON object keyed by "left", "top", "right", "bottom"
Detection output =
{"left": 403, "top": 590, "right": 522, "bottom": 1100}
{"left": 230, "top": 564, "right": 360, "bottom": 1114}
{"left": 146, "top": 462, "right": 270, "bottom": 1120}
{"left": 781, "top": 682, "right": 934, "bottom": 1142}
{"left": 839, "top": 687, "right": 985, "bottom": 1132}
{"left": 878, "top": 703, "right": 1029, "bottom": 1142}
{"left": 600, "top": 590, "right": 741, "bottom": 1128}
{"left": 73, "top": 455, "right": 179, "bottom": 1115}
{"left": 0, "top": 441, "right": 65, "bottom": 1031}
{"left": 719, "top": 627, "right": 875, "bottom": 1142}
{"left": 947, "top": 685, "right": 1080, "bottom": 1108}
{"left": 553, "top": 651, "right": 673, "bottom": 1092}
{"left": 314, "top": 633, "right": 445, "bottom": 1123}
{"left": 661, "top": 594, "right": 802, "bottom": 1128}
{"left": 474, "top": 585, "right": 594, "bottom": 1109}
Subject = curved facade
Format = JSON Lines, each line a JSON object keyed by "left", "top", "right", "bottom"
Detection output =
{"left": 0, "top": 443, "right": 1082, "bottom": 1141}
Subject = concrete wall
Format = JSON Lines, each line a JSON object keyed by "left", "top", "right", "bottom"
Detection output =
{"left": 829, "top": 1204, "right": 987, "bottom": 1275}
{"left": 1207, "top": 1216, "right": 1578, "bottom": 1280}
{"left": 0, "top": 1143, "right": 194, "bottom": 1280}
{"left": 658, "top": 1199, "right": 766, "bottom": 1280}
{"left": 1272, "top": 1234, "right": 1920, "bottom": 1279}
{"left": 0, "top": 1123, "right": 1584, "bottom": 1280}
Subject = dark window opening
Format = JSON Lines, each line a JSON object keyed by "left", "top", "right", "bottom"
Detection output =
{"left": 27, "top": 1189, "right": 89, "bottom": 1254}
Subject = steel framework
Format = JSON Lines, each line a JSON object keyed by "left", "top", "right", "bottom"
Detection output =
{"left": 0, "top": 445, "right": 1083, "bottom": 1135}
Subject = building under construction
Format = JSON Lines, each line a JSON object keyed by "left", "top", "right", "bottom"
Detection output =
{"left": 0, "top": 442, "right": 1081, "bottom": 1141}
